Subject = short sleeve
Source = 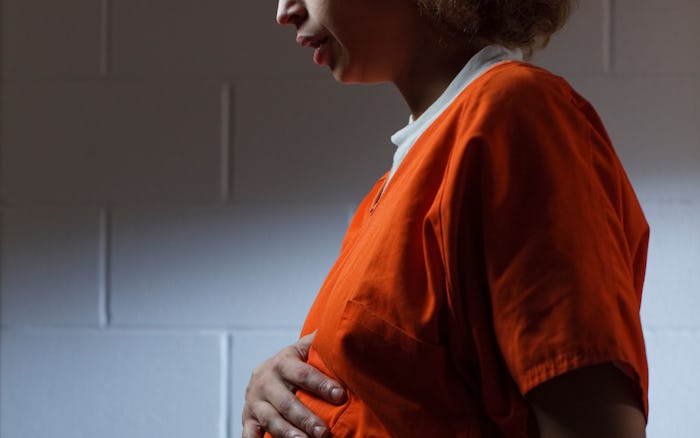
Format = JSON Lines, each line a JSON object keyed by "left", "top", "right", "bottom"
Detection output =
{"left": 474, "top": 70, "right": 649, "bottom": 415}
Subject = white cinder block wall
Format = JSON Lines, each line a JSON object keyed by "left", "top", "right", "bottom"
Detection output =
{"left": 1, "top": 0, "right": 698, "bottom": 437}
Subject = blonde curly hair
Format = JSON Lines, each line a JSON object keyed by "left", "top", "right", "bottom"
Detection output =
{"left": 417, "top": 0, "right": 576, "bottom": 56}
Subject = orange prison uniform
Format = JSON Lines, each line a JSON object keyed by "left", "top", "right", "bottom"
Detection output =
{"left": 274, "top": 62, "right": 649, "bottom": 437}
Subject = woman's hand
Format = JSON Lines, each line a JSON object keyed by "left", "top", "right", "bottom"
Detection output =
{"left": 242, "top": 332, "right": 346, "bottom": 438}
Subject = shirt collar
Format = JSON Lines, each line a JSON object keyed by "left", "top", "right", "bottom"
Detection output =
{"left": 390, "top": 45, "right": 524, "bottom": 147}
{"left": 384, "top": 45, "right": 523, "bottom": 185}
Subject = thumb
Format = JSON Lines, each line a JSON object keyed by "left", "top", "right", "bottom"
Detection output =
{"left": 296, "top": 331, "right": 317, "bottom": 359}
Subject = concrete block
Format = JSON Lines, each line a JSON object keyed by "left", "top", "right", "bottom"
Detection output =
{"left": 1, "top": 207, "right": 103, "bottom": 326}
{"left": 640, "top": 200, "right": 700, "bottom": 329}
{"left": 645, "top": 329, "right": 700, "bottom": 437}
{"left": 110, "top": 203, "right": 350, "bottom": 327}
{"left": 110, "top": 0, "right": 320, "bottom": 78}
{"left": 0, "top": 330, "right": 224, "bottom": 438}
{"left": 614, "top": 0, "right": 700, "bottom": 74}
{"left": 1, "top": 81, "right": 225, "bottom": 203}
{"left": 232, "top": 79, "right": 405, "bottom": 203}
{"left": 1, "top": 0, "right": 103, "bottom": 78}
{"left": 532, "top": 0, "right": 607, "bottom": 74}
{"left": 568, "top": 76, "right": 700, "bottom": 200}
{"left": 230, "top": 330, "right": 299, "bottom": 438}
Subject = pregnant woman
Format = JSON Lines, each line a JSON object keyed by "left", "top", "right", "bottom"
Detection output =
{"left": 243, "top": 1, "right": 649, "bottom": 437}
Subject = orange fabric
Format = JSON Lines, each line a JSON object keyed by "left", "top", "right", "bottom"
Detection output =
{"left": 270, "top": 62, "right": 649, "bottom": 437}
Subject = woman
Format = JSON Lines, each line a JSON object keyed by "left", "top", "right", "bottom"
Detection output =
{"left": 243, "top": 0, "right": 649, "bottom": 436}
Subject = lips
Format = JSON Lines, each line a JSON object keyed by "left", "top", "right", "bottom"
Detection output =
{"left": 296, "top": 34, "right": 329, "bottom": 49}
{"left": 296, "top": 33, "right": 331, "bottom": 66}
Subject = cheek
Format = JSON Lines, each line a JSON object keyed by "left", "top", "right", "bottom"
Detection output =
{"left": 312, "top": 1, "right": 333, "bottom": 23}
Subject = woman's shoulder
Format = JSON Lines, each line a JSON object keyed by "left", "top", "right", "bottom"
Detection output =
{"left": 444, "top": 60, "right": 593, "bottom": 136}
{"left": 479, "top": 60, "right": 569, "bottom": 89}
{"left": 466, "top": 61, "right": 575, "bottom": 108}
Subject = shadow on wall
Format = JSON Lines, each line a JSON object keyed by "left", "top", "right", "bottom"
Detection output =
{"left": 0, "top": 204, "right": 357, "bottom": 328}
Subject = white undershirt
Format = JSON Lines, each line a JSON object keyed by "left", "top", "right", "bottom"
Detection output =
{"left": 386, "top": 45, "right": 524, "bottom": 186}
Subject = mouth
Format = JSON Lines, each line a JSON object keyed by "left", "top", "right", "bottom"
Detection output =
{"left": 296, "top": 34, "right": 331, "bottom": 66}
{"left": 296, "top": 34, "right": 329, "bottom": 49}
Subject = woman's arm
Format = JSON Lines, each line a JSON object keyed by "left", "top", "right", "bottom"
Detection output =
{"left": 527, "top": 363, "right": 646, "bottom": 438}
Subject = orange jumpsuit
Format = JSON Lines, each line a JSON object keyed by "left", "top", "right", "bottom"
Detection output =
{"left": 276, "top": 61, "right": 649, "bottom": 437}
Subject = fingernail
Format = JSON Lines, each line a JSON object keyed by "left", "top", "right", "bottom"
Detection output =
{"left": 330, "top": 387, "right": 344, "bottom": 401}
{"left": 313, "top": 425, "right": 327, "bottom": 438}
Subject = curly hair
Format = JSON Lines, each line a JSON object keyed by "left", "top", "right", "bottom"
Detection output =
{"left": 417, "top": 0, "right": 576, "bottom": 56}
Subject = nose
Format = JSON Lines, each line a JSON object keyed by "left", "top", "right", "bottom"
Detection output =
{"left": 276, "top": 0, "right": 307, "bottom": 26}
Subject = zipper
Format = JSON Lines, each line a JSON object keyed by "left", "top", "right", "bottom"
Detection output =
{"left": 369, "top": 177, "right": 389, "bottom": 215}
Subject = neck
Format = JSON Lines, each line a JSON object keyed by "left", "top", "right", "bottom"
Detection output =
{"left": 392, "top": 24, "right": 490, "bottom": 120}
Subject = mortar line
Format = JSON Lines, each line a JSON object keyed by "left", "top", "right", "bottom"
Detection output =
{"left": 98, "top": 207, "right": 111, "bottom": 327}
{"left": 220, "top": 333, "right": 233, "bottom": 438}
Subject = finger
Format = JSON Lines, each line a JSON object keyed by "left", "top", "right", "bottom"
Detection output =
{"left": 246, "top": 370, "right": 330, "bottom": 438}
{"left": 252, "top": 400, "right": 315, "bottom": 438}
{"left": 277, "top": 359, "right": 346, "bottom": 405}
{"left": 241, "top": 418, "right": 264, "bottom": 438}
{"left": 263, "top": 386, "right": 330, "bottom": 438}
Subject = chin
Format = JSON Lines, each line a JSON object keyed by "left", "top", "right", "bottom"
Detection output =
{"left": 329, "top": 64, "right": 355, "bottom": 83}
